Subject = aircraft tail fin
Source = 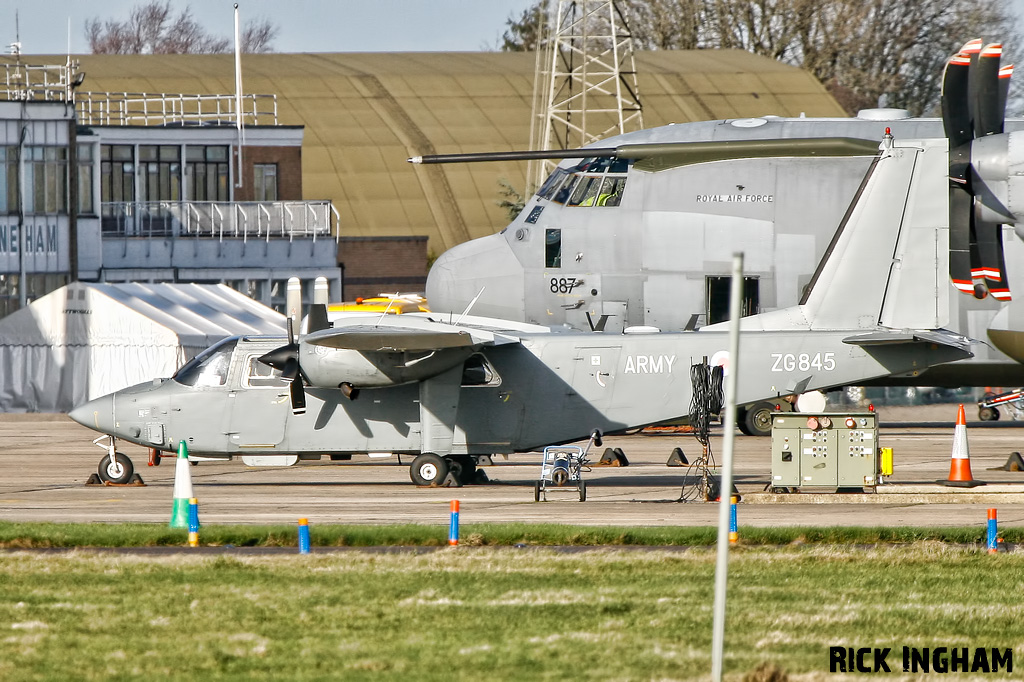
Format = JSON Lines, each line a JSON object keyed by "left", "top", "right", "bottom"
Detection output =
{"left": 801, "top": 137, "right": 950, "bottom": 332}
{"left": 727, "top": 136, "right": 952, "bottom": 335}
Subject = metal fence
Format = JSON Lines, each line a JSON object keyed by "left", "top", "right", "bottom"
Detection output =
{"left": 100, "top": 201, "right": 339, "bottom": 241}
{"left": 2, "top": 61, "right": 80, "bottom": 102}
{"left": 76, "top": 91, "right": 278, "bottom": 127}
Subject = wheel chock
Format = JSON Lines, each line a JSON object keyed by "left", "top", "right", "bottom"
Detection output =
{"left": 473, "top": 455, "right": 494, "bottom": 467}
{"left": 441, "top": 471, "right": 463, "bottom": 488}
{"left": 667, "top": 447, "right": 688, "bottom": 467}
{"left": 85, "top": 473, "right": 146, "bottom": 487}
{"left": 595, "top": 448, "right": 628, "bottom": 466}
{"left": 989, "top": 451, "right": 1024, "bottom": 472}
{"left": 474, "top": 469, "right": 490, "bottom": 484}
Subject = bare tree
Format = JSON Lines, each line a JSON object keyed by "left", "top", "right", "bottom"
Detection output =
{"left": 502, "top": 0, "right": 1019, "bottom": 116}
{"left": 86, "top": 1, "right": 277, "bottom": 54}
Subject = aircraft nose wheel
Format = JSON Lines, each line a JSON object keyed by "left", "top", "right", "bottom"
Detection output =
{"left": 98, "top": 451, "right": 135, "bottom": 485}
{"left": 410, "top": 453, "right": 449, "bottom": 487}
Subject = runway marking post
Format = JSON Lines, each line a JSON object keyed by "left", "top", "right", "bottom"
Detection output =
{"left": 298, "top": 518, "right": 311, "bottom": 554}
{"left": 988, "top": 509, "right": 998, "bottom": 554}
{"left": 729, "top": 496, "right": 738, "bottom": 545}
{"left": 188, "top": 498, "right": 200, "bottom": 547}
{"left": 449, "top": 500, "right": 460, "bottom": 546}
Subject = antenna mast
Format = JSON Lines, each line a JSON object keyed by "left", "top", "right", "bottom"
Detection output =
{"left": 527, "top": 0, "right": 644, "bottom": 192}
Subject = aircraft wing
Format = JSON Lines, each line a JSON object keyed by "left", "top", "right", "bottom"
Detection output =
{"left": 303, "top": 321, "right": 519, "bottom": 352}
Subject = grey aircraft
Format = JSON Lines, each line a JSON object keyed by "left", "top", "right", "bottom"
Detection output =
{"left": 420, "top": 40, "right": 1024, "bottom": 432}
{"left": 71, "top": 131, "right": 976, "bottom": 486}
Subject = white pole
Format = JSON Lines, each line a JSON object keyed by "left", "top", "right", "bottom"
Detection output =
{"left": 710, "top": 252, "right": 743, "bottom": 681}
{"left": 233, "top": 4, "right": 244, "bottom": 189}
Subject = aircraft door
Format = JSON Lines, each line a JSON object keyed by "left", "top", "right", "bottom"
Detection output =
{"left": 224, "top": 352, "right": 290, "bottom": 451}
{"left": 569, "top": 346, "right": 622, "bottom": 416}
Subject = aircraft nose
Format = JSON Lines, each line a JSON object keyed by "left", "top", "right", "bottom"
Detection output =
{"left": 426, "top": 233, "right": 525, "bottom": 319}
{"left": 69, "top": 394, "right": 115, "bottom": 434}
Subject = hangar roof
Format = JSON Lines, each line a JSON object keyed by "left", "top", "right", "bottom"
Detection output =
{"left": 63, "top": 51, "right": 845, "bottom": 254}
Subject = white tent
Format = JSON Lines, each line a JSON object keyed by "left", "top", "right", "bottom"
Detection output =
{"left": 0, "top": 283, "right": 286, "bottom": 412}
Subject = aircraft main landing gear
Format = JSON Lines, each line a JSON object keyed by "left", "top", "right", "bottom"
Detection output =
{"left": 409, "top": 453, "right": 479, "bottom": 486}
{"left": 410, "top": 453, "right": 449, "bottom": 486}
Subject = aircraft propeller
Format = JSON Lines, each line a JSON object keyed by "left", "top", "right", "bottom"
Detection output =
{"left": 258, "top": 277, "right": 333, "bottom": 415}
{"left": 942, "top": 40, "right": 1014, "bottom": 301}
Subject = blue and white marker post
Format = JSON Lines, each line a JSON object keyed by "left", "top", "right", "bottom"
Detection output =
{"left": 298, "top": 518, "right": 311, "bottom": 554}
{"left": 187, "top": 498, "right": 200, "bottom": 547}
{"left": 449, "top": 500, "right": 460, "bottom": 546}
{"left": 988, "top": 508, "right": 998, "bottom": 554}
{"left": 729, "top": 496, "right": 738, "bottom": 546}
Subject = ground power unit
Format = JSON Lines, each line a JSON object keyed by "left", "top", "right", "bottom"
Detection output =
{"left": 770, "top": 412, "right": 890, "bottom": 492}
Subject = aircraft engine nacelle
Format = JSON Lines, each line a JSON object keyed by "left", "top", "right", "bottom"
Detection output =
{"left": 299, "top": 344, "right": 474, "bottom": 389}
{"left": 971, "top": 132, "right": 1024, "bottom": 231}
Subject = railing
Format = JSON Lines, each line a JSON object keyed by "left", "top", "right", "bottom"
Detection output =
{"left": 100, "top": 201, "right": 339, "bottom": 241}
{"left": 2, "top": 61, "right": 80, "bottom": 102}
{"left": 76, "top": 91, "right": 278, "bottom": 126}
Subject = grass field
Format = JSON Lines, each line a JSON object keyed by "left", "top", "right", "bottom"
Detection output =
{"left": 2, "top": 541, "right": 1022, "bottom": 681}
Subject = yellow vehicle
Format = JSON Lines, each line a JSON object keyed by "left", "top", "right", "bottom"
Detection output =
{"left": 327, "top": 294, "right": 429, "bottom": 316}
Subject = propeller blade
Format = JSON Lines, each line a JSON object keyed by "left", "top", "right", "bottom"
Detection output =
{"left": 289, "top": 372, "right": 307, "bottom": 415}
{"left": 997, "top": 64, "right": 1013, "bottom": 128}
{"left": 949, "top": 184, "right": 975, "bottom": 295}
{"left": 941, "top": 52, "right": 973, "bottom": 148}
{"left": 974, "top": 43, "right": 1003, "bottom": 137}
{"left": 981, "top": 222, "right": 1013, "bottom": 301}
{"left": 963, "top": 39, "right": 984, "bottom": 138}
{"left": 306, "top": 303, "right": 330, "bottom": 334}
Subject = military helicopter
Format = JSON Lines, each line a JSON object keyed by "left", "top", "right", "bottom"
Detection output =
{"left": 70, "top": 131, "right": 977, "bottom": 486}
{"left": 418, "top": 40, "right": 1024, "bottom": 433}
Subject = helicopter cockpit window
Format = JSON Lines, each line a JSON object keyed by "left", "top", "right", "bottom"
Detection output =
{"left": 461, "top": 354, "right": 501, "bottom": 387}
{"left": 568, "top": 176, "right": 603, "bottom": 206}
{"left": 596, "top": 176, "right": 626, "bottom": 206}
{"left": 173, "top": 337, "right": 239, "bottom": 387}
{"left": 537, "top": 168, "right": 569, "bottom": 200}
{"left": 552, "top": 174, "right": 580, "bottom": 204}
{"left": 245, "top": 356, "right": 288, "bottom": 388}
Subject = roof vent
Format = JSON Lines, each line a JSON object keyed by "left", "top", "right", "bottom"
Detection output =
{"left": 730, "top": 118, "right": 768, "bottom": 128}
{"left": 856, "top": 108, "right": 911, "bottom": 121}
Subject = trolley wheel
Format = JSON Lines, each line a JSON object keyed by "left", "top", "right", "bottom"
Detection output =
{"left": 409, "top": 453, "right": 449, "bottom": 487}
{"left": 979, "top": 406, "right": 1000, "bottom": 421}
{"left": 533, "top": 481, "right": 542, "bottom": 502}
{"left": 579, "top": 480, "right": 587, "bottom": 502}
{"left": 97, "top": 451, "right": 134, "bottom": 485}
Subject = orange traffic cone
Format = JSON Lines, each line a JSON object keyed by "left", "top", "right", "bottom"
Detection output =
{"left": 939, "top": 404, "right": 984, "bottom": 488}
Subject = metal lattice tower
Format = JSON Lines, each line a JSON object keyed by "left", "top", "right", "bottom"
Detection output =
{"left": 528, "top": 0, "right": 644, "bottom": 191}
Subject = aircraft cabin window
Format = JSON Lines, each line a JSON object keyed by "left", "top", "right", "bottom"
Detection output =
{"left": 173, "top": 337, "right": 239, "bottom": 387}
{"left": 545, "top": 228, "right": 562, "bottom": 268}
{"left": 462, "top": 354, "right": 501, "bottom": 387}
{"left": 245, "top": 356, "right": 288, "bottom": 388}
